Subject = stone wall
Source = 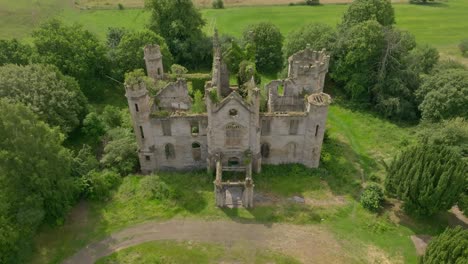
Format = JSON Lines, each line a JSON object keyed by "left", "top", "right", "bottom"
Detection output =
{"left": 155, "top": 79, "right": 192, "bottom": 111}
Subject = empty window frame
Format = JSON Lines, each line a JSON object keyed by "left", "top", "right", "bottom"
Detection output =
{"left": 135, "top": 103, "right": 139, "bottom": 112}
{"left": 315, "top": 125, "right": 320, "bottom": 137}
{"left": 261, "top": 143, "right": 270, "bottom": 158}
{"left": 145, "top": 155, "right": 151, "bottom": 161}
{"left": 139, "top": 126, "right": 145, "bottom": 139}
{"left": 161, "top": 120, "right": 172, "bottom": 136}
{"left": 225, "top": 123, "right": 242, "bottom": 146}
{"left": 165, "top": 144, "right": 175, "bottom": 160}
{"left": 289, "top": 120, "right": 299, "bottom": 135}
{"left": 192, "top": 142, "right": 201, "bottom": 161}
{"left": 190, "top": 121, "right": 199, "bottom": 136}
{"left": 261, "top": 119, "right": 271, "bottom": 135}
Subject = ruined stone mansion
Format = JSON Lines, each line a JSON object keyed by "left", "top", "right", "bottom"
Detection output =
{"left": 125, "top": 31, "right": 331, "bottom": 207}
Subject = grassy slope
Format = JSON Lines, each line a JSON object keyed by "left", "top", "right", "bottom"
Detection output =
{"left": 96, "top": 241, "right": 300, "bottom": 264}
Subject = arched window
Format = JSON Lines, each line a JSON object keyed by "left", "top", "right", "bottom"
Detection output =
{"left": 225, "top": 123, "right": 242, "bottom": 146}
{"left": 165, "top": 144, "right": 175, "bottom": 160}
{"left": 192, "top": 142, "right": 201, "bottom": 161}
{"left": 261, "top": 143, "right": 270, "bottom": 158}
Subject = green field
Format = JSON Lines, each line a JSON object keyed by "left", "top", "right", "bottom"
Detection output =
{"left": 2, "top": 0, "right": 468, "bottom": 61}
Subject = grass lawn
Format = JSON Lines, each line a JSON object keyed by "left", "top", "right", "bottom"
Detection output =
{"left": 95, "top": 241, "right": 300, "bottom": 264}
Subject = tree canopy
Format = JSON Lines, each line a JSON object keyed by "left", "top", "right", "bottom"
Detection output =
{"left": 0, "top": 64, "right": 87, "bottom": 134}
{"left": 421, "top": 227, "right": 468, "bottom": 264}
{"left": 243, "top": 22, "right": 284, "bottom": 74}
{"left": 385, "top": 144, "right": 466, "bottom": 216}
{"left": 0, "top": 99, "right": 76, "bottom": 262}
{"left": 146, "top": 0, "right": 211, "bottom": 69}
{"left": 284, "top": 23, "right": 337, "bottom": 58}
{"left": 416, "top": 69, "right": 468, "bottom": 122}
{"left": 0, "top": 39, "right": 32, "bottom": 66}
{"left": 32, "top": 19, "right": 108, "bottom": 89}
{"left": 340, "top": 0, "right": 395, "bottom": 28}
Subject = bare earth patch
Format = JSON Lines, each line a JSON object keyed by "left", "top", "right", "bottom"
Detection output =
{"left": 366, "top": 245, "right": 403, "bottom": 264}
{"left": 410, "top": 235, "right": 432, "bottom": 256}
{"left": 63, "top": 219, "right": 351, "bottom": 264}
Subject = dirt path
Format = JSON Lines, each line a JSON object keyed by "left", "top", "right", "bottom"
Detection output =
{"left": 63, "top": 219, "right": 351, "bottom": 264}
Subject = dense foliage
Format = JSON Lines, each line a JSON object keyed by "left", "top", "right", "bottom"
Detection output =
{"left": 459, "top": 39, "right": 468, "bottom": 56}
{"left": 0, "top": 64, "right": 87, "bottom": 134}
{"left": 284, "top": 23, "right": 336, "bottom": 58}
{"left": 101, "top": 127, "right": 139, "bottom": 176}
{"left": 243, "top": 22, "right": 284, "bottom": 74}
{"left": 114, "top": 29, "right": 173, "bottom": 79}
{"left": 0, "top": 99, "right": 76, "bottom": 263}
{"left": 340, "top": 0, "right": 395, "bottom": 28}
{"left": 82, "top": 170, "right": 121, "bottom": 201}
{"left": 32, "top": 19, "right": 108, "bottom": 91}
{"left": 146, "top": 0, "right": 211, "bottom": 69}
{"left": 421, "top": 227, "right": 468, "bottom": 264}
{"left": 385, "top": 144, "right": 466, "bottom": 216}
{"left": 416, "top": 69, "right": 468, "bottom": 122}
{"left": 0, "top": 39, "right": 32, "bottom": 66}
{"left": 360, "top": 183, "right": 384, "bottom": 212}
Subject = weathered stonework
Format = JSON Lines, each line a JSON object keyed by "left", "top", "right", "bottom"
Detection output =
{"left": 125, "top": 33, "right": 331, "bottom": 208}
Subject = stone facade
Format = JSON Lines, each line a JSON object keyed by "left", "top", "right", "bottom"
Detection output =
{"left": 125, "top": 34, "right": 331, "bottom": 208}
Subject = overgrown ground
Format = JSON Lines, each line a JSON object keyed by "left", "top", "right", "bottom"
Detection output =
{"left": 2, "top": 0, "right": 468, "bottom": 63}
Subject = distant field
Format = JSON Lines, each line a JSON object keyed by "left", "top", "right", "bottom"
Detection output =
{"left": 1, "top": 0, "right": 468, "bottom": 61}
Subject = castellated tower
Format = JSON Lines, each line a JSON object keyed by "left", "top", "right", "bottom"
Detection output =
{"left": 144, "top": 44, "right": 164, "bottom": 81}
{"left": 124, "top": 78, "right": 156, "bottom": 174}
{"left": 288, "top": 46, "right": 330, "bottom": 93}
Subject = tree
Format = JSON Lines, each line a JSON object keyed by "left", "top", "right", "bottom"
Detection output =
{"left": 0, "top": 64, "right": 87, "bottom": 134}
{"left": 417, "top": 118, "right": 468, "bottom": 158}
{"left": 32, "top": 19, "right": 108, "bottom": 88}
{"left": 106, "top": 27, "right": 127, "bottom": 49}
{"left": 416, "top": 69, "right": 468, "bottom": 122}
{"left": 170, "top": 64, "right": 188, "bottom": 77}
{"left": 0, "top": 39, "right": 32, "bottom": 66}
{"left": 284, "top": 23, "right": 337, "bottom": 58}
{"left": 340, "top": 0, "right": 395, "bottom": 29}
{"left": 385, "top": 144, "right": 466, "bottom": 216}
{"left": 71, "top": 144, "right": 99, "bottom": 178}
{"left": 243, "top": 22, "right": 284, "bottom": 74}
{"left": 223, "top": 39, "right": 248, "bottom": 74}
{"left": 114, "top": 29, "right": 173, "bottom": 79}
{"left": 237, "top": 60, "right": 261, "bottom": 96}
{"left": 82, "top": 112, "right": 106, "bottom": 140}
{"left": 100, "top": 127, "right": 139, "bottom": 175}
{"left": 421, "top": 227, "right": 468, "bottom": 264}
{"left": 406, "top": 44, "right": 439, "bottom": 74}
{"left": 102, "top": 105, "right": 123, "bottom": 129}
{"left": 82, "top": 170, "right": 121, "bottom": 201}
{"left": 212, "top": 0, "right": 224, "bottom": 8}
{"left": 0, "top": 99, "right": 76, "bottom": 262}
{"left": 146, "top": 0, "right": 211, "bottom": 69}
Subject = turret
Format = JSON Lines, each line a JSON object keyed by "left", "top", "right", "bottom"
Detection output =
{"left": 211, "top": 29, "right": 230, "bottom": 97}
{"left": 144, "top": 44, "right": 164, "bottom": 81}
{"left": 288, "top": 46, "right": 330, "bottom": 93}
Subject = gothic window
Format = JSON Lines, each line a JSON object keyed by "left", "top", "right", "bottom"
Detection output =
{"left": 190, "top": 121, "right": 199, "bottom": 136}
{"left": 229, "top": 109, "right": 238, "bottom": 117}
{"left": 315, "top": 125, "right": 320, "bottom": 137}
{"left": 289, "top": 120, "right": 299, "bottom": 135}
{"left": 135, "top": 103, "right": 139, "bottom": 112}
{"left": 139, "top": 126, "right": 145, "bottom": 139}
{"left": 261, "top": 119, "right": 271, "bottom": 135}
{"left": 225, "top": 123, "right": 242, "bottom": 146}
{"left": 161, "top": 120, "right": 171, "bottom": 136}
{"left": 165, "top": 144, "right": 175, "bottom": 160}
{"left": 192, "top": 142, "right": 201, "bottom": 161}
{"left": 261, "top": 143, "right": 270, "bottom": 158}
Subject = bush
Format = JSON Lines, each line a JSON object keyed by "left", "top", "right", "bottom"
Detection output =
{"left": 139, "top": 175, "right": 174, "bottom": 200}
{"left": 100, "top": 128, "right": 139, "bottom": 176}
{"left": 305, "top": 0, "right": 320, "bottom": 5}
{"left": 170, "top": 64, "right": 188, "bottom": 77}
{"left": 191, "top": 90, "right": 206, "bottom": 113}
{"left": 82, "top": 170, "right": 121, "bottom": 200}
{"left": 184, "top": 73, "right": 211, "bottom": 95}
{"left": 421, "top": 226, "right": 468, "bottom": 264}
{"left": 459, "top": 39, "right": 468, "bottom": 56}
{"left": 117, "top": 3, "right": 124, "bottom": 10}
{"left": 360, "top": 184, "right": 384, "bottom": 212}
{"left": 212, "top": 0, "right": 224, "bottom": 9}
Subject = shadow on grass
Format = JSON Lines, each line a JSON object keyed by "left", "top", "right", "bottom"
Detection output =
{"left": 409, "top": 1, "right": 449, "bottom": 8}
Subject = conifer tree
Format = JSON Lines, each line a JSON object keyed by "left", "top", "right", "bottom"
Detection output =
{"left": 385, "top": 144, "right": 466, "bottom": 216}
{"left": 421, "top": 226, "right": 468, "bottom": 264}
